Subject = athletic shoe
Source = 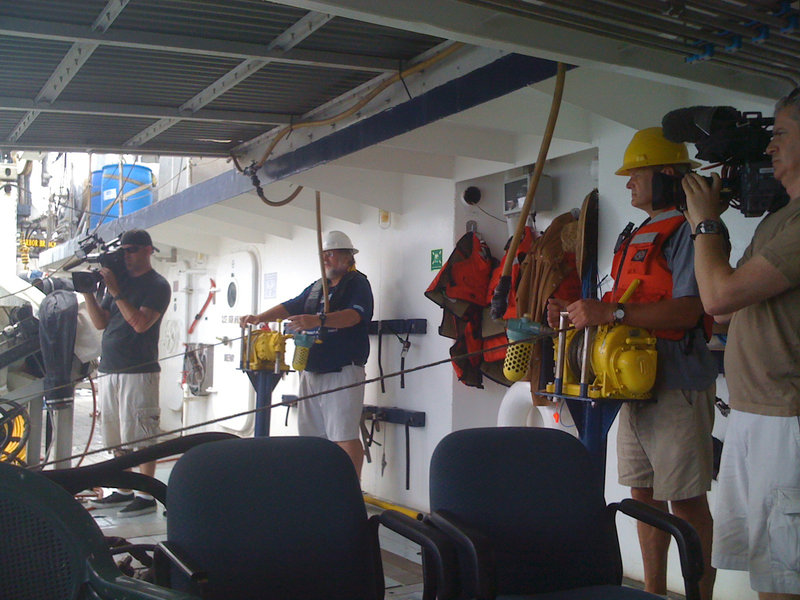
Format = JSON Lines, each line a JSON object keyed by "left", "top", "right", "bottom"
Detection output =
{"left": 117, "top": 496, "right": 157, "bottom": 518}
{"left": 89, "top": 491, "right": 135, "bottom": 507}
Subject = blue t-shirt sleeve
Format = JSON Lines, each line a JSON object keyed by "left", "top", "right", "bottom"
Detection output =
{"left": 344, "top": 276, "right": 373, "bottom": 322}
{"left": 663, "top": 221, "right": 700, "bottom": 299}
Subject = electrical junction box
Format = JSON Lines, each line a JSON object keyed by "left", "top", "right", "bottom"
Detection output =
{"left": 503, "top": 173, "right": 553, "bottom": 215}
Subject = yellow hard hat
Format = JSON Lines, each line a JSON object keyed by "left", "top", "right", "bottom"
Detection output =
{"left": 615, "top": 127, "right": 701, "bottom": 176}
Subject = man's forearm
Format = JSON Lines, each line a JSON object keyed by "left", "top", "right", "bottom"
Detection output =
{"left": 320, "top": 308, "right": 361, "bottom": 329}
{"left": 82, "top": 292, "right": 109, "bottom": 330}
{"left": 692, "top": 233, "right": 736, "bottom": 315}
{"left": 113, "top": 297, "right": 156, "bottom": 333}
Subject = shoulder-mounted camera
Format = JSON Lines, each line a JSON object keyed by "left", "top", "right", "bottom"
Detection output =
{"left": 656, "top": 106, "right": 789, "bottom": 217}
{"left": 64, "top": 234, "right": 128, "bottom": 293}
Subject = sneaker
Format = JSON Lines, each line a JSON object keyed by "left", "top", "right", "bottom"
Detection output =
{"left": 89, "top": 491, "right": 135, "bottom": 507}
{"left": 117, "top": 496, "right": 157, "bottom": 518}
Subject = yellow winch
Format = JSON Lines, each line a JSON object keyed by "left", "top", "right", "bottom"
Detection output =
{"left": 242, "top": 328, "right": 291, "bottom": 372}
{"left": 543, "top": 279, "right": 657, "bottom": 401}
{"left": 545, "top": 323, "right": 657, "bottom": 401}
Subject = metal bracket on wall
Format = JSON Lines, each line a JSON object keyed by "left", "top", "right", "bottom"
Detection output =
{"left": 362, "top": 405, "right": 425, "bottom": 490}
{"left": 362, "top": 405, "right": 426, "bottom": 427}
{"left": 368, "top": 319, "right": 427, "bottom": 336}
{"left": 368, "top": 319, "right": 427, "bottom": 392}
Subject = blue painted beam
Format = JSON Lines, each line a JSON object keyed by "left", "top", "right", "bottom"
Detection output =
{"left": 97, "top": 53, "right": 567, "bottom": 238}
{"left": 260, "top": 53, "right": 565, "bottom": 181}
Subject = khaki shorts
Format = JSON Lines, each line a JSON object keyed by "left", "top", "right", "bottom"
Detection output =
{"left": 617, "top": 385, "right": 715, "bottom": 501}
{"left": 713, "top": 410, "right": 800, "bottom": 595}
{"left": 297, "top": 365, "right": 365, "bottom": 442}
{"left": 98, "top": 372, "right": 161, "bottom": 451}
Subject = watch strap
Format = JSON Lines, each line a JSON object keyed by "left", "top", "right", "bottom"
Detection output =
{"left": 691, "top": 219, "right": 727, "bottom": 240}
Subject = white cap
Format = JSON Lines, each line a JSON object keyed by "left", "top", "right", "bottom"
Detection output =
{"left": 322, "top": 230, "right": 358, "bottom": 254}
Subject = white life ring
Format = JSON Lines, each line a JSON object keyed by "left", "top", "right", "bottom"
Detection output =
{"left": 497, "top": 381, "right": 579, "bottom": 438}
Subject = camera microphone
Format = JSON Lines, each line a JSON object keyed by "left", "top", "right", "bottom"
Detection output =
{"left": 662, "top": 107, "right": 709, "bottom": 143}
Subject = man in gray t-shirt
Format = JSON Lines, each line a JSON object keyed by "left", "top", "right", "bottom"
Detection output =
{"left": 547, "top": 128, "right": 717, "bottom": 600}
{"left": 82, "top": 229, "right": 171, "bottom": 518}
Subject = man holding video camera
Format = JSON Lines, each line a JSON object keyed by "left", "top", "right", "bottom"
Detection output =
{"left": 683, "top": 89, "right": 800, "bottom": 599}
{"left": 82, "top": 229, "right": 171, "bottom": 518}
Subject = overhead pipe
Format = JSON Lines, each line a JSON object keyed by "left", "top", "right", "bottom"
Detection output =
{"left": 617, "top": 0, "right": 800, "bottom": 60}
{"left": 685, "top": 0, "right": 791, "bottom": 32}
{"left": 546, "top": 0, "right": 800, "bottom": 71}
{"left": 459, "top": 0, "right": 799, "bottom": 84}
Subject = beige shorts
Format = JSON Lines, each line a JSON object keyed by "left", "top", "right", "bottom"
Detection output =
{"left": 98, "top": 372, "right": 161, "bottom": 451}
{"left": 617, "top": 385, "right": 715, "bottom": 501}
{"left": 297, "top": 365, "right": 365, "bottom": 442}
{"left": 713, "top": 410, "right": 800, "bottom": 595}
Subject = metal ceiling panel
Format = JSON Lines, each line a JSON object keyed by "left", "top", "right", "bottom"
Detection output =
{"left": 56, "top": 46, "right": 242, "bottom": 107}
{"left": 204, "top": 63, "right": 375, "bottom": 114}
{"left": 0, "top": 0, "right": 446, "bottom": 156}
{"left": 110, "top": 0, "right": 309, "bottom": 42}
{"left": 0, "top": 0, "right": 111, "bottom": 26}
{"left": 135, "top": 120, "right": 270, "bottom": 155}
{"left": 295, "top": 16, "right": 443, "bottom": 58}
{"left": 17, "top": 113, "right": 157, "bottom": 150}
{"left": 0, "top": 36, "right": 74, "bottom": 99}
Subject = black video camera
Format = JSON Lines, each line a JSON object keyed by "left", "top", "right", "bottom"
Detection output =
{"left": 66, "top": 234, "right": 128, "bottom": 293}
{"left": 655, "top": 106, "right": 789, "bottom": 217}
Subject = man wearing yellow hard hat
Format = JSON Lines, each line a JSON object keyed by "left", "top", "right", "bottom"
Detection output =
{"left": 548, "top": 128, "right": 717, "bottom": 600}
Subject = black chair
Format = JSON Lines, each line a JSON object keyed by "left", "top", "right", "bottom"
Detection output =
{"left": 154, "top": 436, "right": 451, "bottom": 600}
{"left": 43, "top": 432, "right": 239, "bottom": 505}
{"left": 426, "top": 427, "right": 703, "bottom": 600}
{"left": 0, "top": 461, "right": 198, "bottom": 600}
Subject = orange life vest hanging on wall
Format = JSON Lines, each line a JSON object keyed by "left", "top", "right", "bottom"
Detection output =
{"left": 426, "top": 231, "right": 496, "bottom": 388}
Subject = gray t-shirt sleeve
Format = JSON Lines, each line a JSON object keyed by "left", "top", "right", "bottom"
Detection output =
{"left": 663, "top": 221, "right": 700, "bottom": 299}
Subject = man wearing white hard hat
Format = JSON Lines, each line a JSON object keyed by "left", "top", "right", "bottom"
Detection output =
{"left": 241, "top": 231, "right": 373, "bottom": 477}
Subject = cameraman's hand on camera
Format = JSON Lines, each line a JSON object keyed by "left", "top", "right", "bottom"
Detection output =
{"left": 99, "top": 267, "right": 121, "bottom": 298}
{"left": 682, "top": 172, "right": 724, "bottom": 228}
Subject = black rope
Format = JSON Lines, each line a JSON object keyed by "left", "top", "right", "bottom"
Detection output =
{"left": 34, "top": 330, "right": 556, "bottom": 469}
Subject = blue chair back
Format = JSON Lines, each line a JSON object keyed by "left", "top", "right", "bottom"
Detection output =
{"left": 430, "top": 427, "right": 622, "bottom": 596}
{"left": 166, "top": 436, "right": 383, "bottom": 600}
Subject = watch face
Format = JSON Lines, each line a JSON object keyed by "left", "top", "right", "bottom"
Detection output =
{"left": 614, "top": 308, "right": 625, "bottom": 320}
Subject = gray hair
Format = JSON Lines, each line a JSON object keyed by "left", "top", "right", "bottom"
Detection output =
{"left": 775, "top": 86, "right": 800, "bottom": 121}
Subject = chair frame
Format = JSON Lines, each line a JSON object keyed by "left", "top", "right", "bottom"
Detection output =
{"left": 0, "top": 461, "right": 198, "bottom": 600}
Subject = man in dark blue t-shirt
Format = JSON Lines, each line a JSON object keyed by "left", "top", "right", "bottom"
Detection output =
{"left": 241, "top": 231, "right": 373, "bottom": 477}
{"left": 83, "top": 229, "right": 171, "bottom": 517}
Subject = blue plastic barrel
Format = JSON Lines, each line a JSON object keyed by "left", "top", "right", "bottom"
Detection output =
{"left": 89, "top": 169, "right": 103, "bottom": 229}
{"left": 100, "top": 164, "right": 154, "bottom": 223}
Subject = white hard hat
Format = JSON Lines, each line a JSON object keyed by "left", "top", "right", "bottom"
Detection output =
{"left": 322, "top": 230, "right": 358, "bottom": 254}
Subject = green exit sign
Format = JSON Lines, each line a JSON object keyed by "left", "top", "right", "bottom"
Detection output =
{"left": 431, "top": 249, "right": 443, "bottom": 270}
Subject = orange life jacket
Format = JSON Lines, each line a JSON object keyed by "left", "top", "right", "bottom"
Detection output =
{"left": 603, "top": 211, "right": 710, "bottom": 341}
{"left": 426, "top": 231, "right": 496, "bottom": 388}
{"left": 426, "top": 231, "right": 494, "bottom": 316}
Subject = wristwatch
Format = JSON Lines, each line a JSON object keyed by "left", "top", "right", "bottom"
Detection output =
{"left": 692, "top": 219, "right": 726, "bottom": 239}
{"left": 317, "top": 312, "right": 327, "bottom": 327}
{"left": 612, "top": 303, "right": 625, "bottom": 325}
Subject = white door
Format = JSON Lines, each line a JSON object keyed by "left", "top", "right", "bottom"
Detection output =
{"left": 210, "top": 251, "right": 258, "bottom": 433}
